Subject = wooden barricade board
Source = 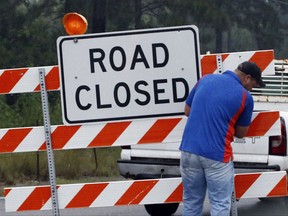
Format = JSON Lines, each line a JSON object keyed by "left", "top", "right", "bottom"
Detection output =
{"left": 4, "top": 171, "right": 287, "bottom": 212}
{"left": 0, "top": 111, "right": 281, "bottom": 154}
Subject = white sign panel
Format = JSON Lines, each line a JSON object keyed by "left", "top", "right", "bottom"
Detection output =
{"left": 57, "top": 25, "right": 201, "bottom": 124}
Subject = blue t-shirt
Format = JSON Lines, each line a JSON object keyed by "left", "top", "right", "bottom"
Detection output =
{"left": 179, "top": 70, "right": 254, "bottom": 162}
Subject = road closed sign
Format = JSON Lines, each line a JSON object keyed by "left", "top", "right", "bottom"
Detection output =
{"left": 57, "top": 25, "right": 201, "bottom": 125}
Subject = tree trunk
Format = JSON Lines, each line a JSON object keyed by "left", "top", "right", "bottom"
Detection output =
{"left": 92, "top": 0, "right": 107, "bottom": 33}
{"left": 134, "top": 0, "right": 142, "bottom": 29}
{"left": 64, "top": 0, "right": 72, "bottom": 13}
{"left": 227, "top": 29, "right": 231, "bottom": 52}
{"left": 215, "top": 27, "right": 222, "bottom": 53}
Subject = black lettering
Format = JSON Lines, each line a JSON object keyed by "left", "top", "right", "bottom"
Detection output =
{"left": 114, "top": 82, "right": 130, "bottom": 107}
{"left": 152, "top": 43, "right": 169, "bottom": 68}
{"left": 153, "top": 79, "right": 169, "bottom": 104}
{"left": 172, "top": 78, "right": 189, "bottom": 102}
{"left": 130, "top": 45, "right": 150, "bottom": 70}
{"left": 95, "top": 84, "right": 112, "bottom": 109}
{"left": 75, "top": 85, "right": 92, "bottom": 110}
{"left": 89, "top": 48, "right": 107, "bottom": 73}
{"left": 110, "top": 46, "right": 126, "bottom": 71}
{"left": 134, "top": 80, "right": 150, "bottom": 106}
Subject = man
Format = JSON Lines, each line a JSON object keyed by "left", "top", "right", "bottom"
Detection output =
{"left": 179, "top": 61, "right": 265, "bottom": 216}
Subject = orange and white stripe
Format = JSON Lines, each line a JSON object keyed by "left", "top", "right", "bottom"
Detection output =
{"left": 200, "top": 50, "right": 274, "bottom": 76}
{"left": 0, "top": 111, "right": 280, "bottom": 154}
{"left": 0, "top": 50, "right": 274, "bottom": 94}
{"left": 0, "top": 65, "right": 59, "bottom": 94}
{"left": 4, "top": 178, "right": 183, "bottom": 212}
{"left": 234, "top": 171, "right": 287, "bottom": 199}
{"left": 4, "top": 171, "right": 286, "bottom": 212}
{"left": 0, "top": 117, "right": 185, "bottom": 153}
{"left": 245, "top": 110, "right": 280, "bottom": 137}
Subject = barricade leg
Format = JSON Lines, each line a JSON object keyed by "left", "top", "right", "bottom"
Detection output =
{"left": 230, "top": 190, "right": 238, "bottom": 216}
{"left": 39, "top": 68, "right": 60, "bottom": 216}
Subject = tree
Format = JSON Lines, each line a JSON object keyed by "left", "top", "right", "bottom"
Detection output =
{"left": 91, "top": 0, "right": 107, "bottom": 33}
{"left": 235, "top": 0, "right": 283, "bottom": 50}
{"left": 152, "top": 0, "right": 285, "bottom": 55}
{"left": 0, "top": 0, "right": 62, "bottom": 126}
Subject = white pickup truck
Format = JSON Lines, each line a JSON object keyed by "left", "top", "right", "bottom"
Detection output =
{"left": 117, "top": 58, "right": 288, "bottom": 215}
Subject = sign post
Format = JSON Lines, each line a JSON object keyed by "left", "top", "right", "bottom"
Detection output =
{"left": 57, "top": 26, "right": 201, "bottom": 125}
{"left": 39, "top": 68, "right": 59, "bottom": 216}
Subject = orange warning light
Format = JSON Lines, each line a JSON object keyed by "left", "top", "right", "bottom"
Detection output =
{"left": 62, "top": 13, "right": 88, "bottom": 35}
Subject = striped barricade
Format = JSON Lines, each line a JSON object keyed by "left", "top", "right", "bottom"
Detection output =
{"left": 1, "top": 49, "right": 284, "bottom": 214}
{"left": 201, "top": 49, "right": 274, "bottom": 76}
{"left": 4, "top": 171, "right": 287, "bottom": 212}
{"left": 0, "top": 111, "right": 281, "bottom": 154}
{"left": 0, "top": 50, "right": 274, "bottom": 95}
{"left": 234, "top": 171, "right": 287, "bottom": 199}
{"left": 0, "top": 66, "right": 59, "bottom": 94}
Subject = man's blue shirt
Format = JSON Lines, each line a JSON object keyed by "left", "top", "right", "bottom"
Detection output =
{"left": 179, "top": 70, "right": 254, "bottom": 162}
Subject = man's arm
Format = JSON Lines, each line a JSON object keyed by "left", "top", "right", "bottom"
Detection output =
{"left": 234, "top": 125, "right": 249, "bottom": 138}
{"left": 184, "top": 104, "right": 191, "bottom": 117}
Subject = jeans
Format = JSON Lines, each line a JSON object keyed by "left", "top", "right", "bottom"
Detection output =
{"left": 180, "top": 151, "right": 234, "bottom": 216}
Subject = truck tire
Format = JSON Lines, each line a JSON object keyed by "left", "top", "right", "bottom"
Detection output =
{"left": 144, "top": 203, "right": 179, "bottom": 216}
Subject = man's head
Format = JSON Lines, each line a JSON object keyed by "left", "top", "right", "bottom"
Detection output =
{"left": 237, "top": 61, "right": 265, "bottom": 88}
{"left": 236, "top": 61, "right": 265, "bottom": 91}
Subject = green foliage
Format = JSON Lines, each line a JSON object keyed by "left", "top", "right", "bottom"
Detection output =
{"left": 12, "top": 93, "right": 43, "bottom": 127}
{"left": 0, "top": 148, "right": 121, "bottom": 187}
{"left": 48, "top": 91, "right": 63, "bottom": 125}
{"left": 54, "top": 148, "right": 121, "bottom": 179}
{"left": 0, "top": 96, "right": 16, "bottom": 128}
{"left": 0, "top": 152, "right": 48, "bottom": 184}
{"left": 0, "top": 92, "right": 62, "bottom": 128}
{"left": 0, "top": 0, "right": 60, "bottom": 69}
{"left": 159, "top": 0, "right": 287, "bottom": 54}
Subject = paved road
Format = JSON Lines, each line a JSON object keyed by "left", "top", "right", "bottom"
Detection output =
{"left": 1, "top": 196, "right": 288, "bottom": 216}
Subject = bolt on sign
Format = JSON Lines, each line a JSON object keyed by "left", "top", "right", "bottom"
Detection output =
{"left": 57, "top": 25, "right": 201, "bottom": 125}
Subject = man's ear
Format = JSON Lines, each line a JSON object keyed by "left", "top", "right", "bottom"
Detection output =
{"left": 244, "top": 74, "right": 250, "bottom": 83}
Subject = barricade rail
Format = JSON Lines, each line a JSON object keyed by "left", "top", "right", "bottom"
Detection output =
{"left": 4, "top": 171, "right": 287, "bottom": 212}
{"left": 0, "top": 111, "right": 282, "bottom": 154}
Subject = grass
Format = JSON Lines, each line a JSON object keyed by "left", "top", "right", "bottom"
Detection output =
{"left": 0, "top": 147, "right": 122, "bottom": 196}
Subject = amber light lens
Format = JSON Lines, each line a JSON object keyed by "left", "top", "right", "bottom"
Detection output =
{"left": 62, "top": 12, "right": 88, "bottom": 35}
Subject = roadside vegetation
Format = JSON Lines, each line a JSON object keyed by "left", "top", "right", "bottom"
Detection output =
{"left": 0, "top": 147, "right": 121, "bottom": 196}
